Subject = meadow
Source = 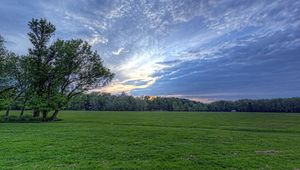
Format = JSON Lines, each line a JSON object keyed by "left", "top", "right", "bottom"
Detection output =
{"left": 0, "top": 111, "right": 300, "bottom": 169}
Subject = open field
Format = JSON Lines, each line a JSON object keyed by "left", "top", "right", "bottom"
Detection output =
{"left": 1, "top": 111, "right": 300, "bottom": 169}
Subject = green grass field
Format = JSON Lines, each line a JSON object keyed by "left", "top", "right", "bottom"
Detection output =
{"left": 1, "top": 111, "right": 300, "bottom": 169}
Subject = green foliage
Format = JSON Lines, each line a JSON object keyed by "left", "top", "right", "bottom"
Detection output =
{"left": 0, "top": 35, "right": 9, "bottom": 97}
{"left": 0, "top": 19, "right": 113, "bottom": 120}
{"left": 0, "top": 111, "right": 300, "bottom": 169}
{"left": 28, "top": 18, "right": 56, "bottom": 56}
{"left": 0, "top": 39, "right": 24, "bottom": 111}
{"left": 67, "top": 93, "right": 208, "bottom": 111}
{"left": 48, "top": 39, "right": 114, "bottom": 106}
{"left": 66, "top": 93, "right": 300, "bottom": 112}
{"left": 208, "top": 98, "right": 300, "bottom": 112}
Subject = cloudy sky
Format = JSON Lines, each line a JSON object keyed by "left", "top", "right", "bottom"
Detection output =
{"left": 1, "top": 0, "right": 300, "bottom": 102}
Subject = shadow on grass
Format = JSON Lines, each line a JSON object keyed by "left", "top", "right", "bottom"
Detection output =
{"left": 0, "top": 115, "right": 62, "bottom": 123}
{"left": 222, "top": 127, "right": 300, "bottom": 134}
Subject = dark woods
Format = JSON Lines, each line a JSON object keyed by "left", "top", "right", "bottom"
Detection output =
{"left": 0, "top": 19, "right": 114, "bottom": 121}
{"left": 62, "top": 93, "right": 300, "bottom": 113}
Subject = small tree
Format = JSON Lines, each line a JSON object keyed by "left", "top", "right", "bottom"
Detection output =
{"left": 0, "top": 51, "right": 31, "bottom": 118}
{"left": 0, "top": 36, "right": 23, "bottom": 114}
{"left": 0, "top": 35, "right": 10, "bottom": 97}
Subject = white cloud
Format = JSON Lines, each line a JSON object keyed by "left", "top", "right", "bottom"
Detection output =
{"left": 88, "top": 34, "right": 108, "bottom": 45}
{"left": 34, "top": 0, "right": 300, "bottom": 96}
{"left": 106, "top": 2, "right": 131, "bottom": 19}
{"left": 94, "top": 77, "right": 157, "bottom": 94}
{"left": 112, "top": 48, "right": 124, "bottom": 55}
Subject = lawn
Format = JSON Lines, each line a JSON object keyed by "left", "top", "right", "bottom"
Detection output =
{"left": 0, "top": 111, "right": 300, "bottom": 169}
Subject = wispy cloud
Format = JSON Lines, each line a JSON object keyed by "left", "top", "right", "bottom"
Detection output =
{"left": 112, "top": 47, "right": 124, "bottom": 55}
{"left": 1, "top": 0, "right": 300, "bottom": 100}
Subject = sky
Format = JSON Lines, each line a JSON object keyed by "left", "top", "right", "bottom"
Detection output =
{"left": 0, "top": 0, "right": 300, "bottom": 102}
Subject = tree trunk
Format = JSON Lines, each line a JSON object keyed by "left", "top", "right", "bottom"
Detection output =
{"left": 4, "top": 106, "right": 11, "bottom": 120}
{"left": 20, "top": 99, "right": 27, "bottom": 117}
{"left": 20, "top": 107, "right": 25, "bottom": 117}
{"left": 50, "top": 109, "right": 59, "bottom": 121}
{"left": 42, "top": 110, "right": 47, "bottom": 121}
{"left": 33, "top": 110, "right": 40, "bottom": 117}
{"left": 5, "top": 108, "right": 10, "bottom": 116}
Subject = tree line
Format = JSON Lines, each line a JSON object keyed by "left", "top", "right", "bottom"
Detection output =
{"left": 0, "top": 19, "right": 114, "bottom": 121}
{"left": 50, "top": 93, "right": 300, "bottom": 113}
{"left": 66, "top": 93, "right": 207, "bottom": 111}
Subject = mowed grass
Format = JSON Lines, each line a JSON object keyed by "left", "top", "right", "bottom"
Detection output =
{"left": 1, "top": 111, "right": 300, "bottom": 169}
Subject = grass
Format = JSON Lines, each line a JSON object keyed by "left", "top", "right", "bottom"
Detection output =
{"left": 0, "top": 111, "right": 300, "bottom": 169}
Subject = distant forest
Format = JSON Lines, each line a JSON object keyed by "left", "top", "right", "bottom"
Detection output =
{"left": 12, "top": 93, "right": 299, "bottom": 113}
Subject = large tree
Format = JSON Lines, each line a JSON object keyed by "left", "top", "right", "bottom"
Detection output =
{"left": 25, "top": 18, "right": 113, "bottom": 120}
{"left": 26, "top": 18, "right": 56, "bottom": 118}
{"left": 47, "top": 39, "right": 114, "bottom": 120}
{"left": 1, "top": 19, "right": 113, "bottom": 121}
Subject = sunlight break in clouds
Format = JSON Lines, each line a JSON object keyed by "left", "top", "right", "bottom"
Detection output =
{"left": 96, "top": 50, "right": 168, "bottom": 94}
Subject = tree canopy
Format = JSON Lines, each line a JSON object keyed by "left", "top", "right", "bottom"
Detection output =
{"left": 0, "top": 18, "right": 114, "bottom": 121}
